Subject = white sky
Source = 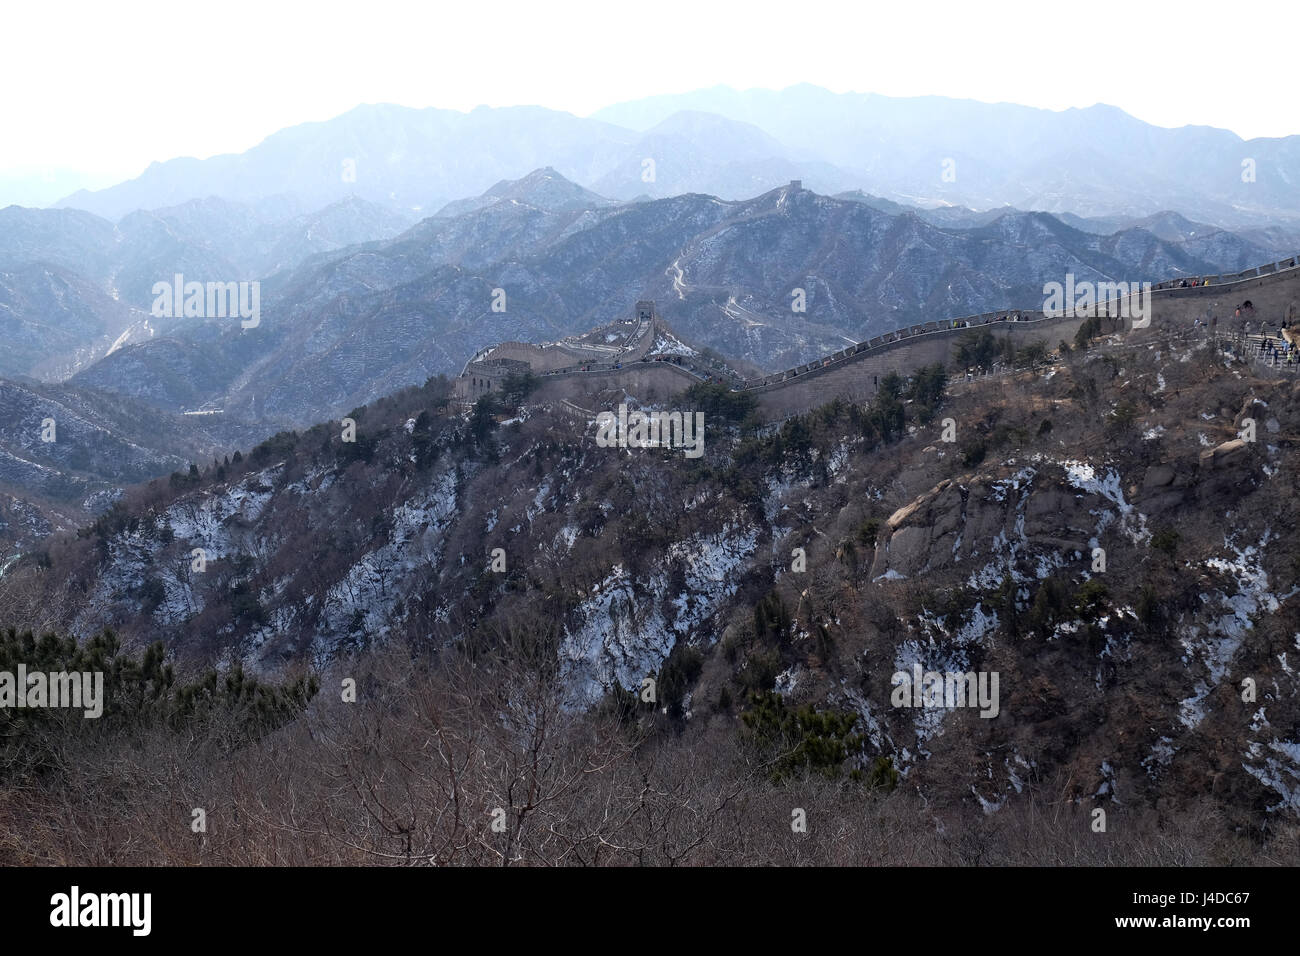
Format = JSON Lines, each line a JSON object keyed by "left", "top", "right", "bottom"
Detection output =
{"left": 3, "top": 0, "right": 1297, "bottom": 182}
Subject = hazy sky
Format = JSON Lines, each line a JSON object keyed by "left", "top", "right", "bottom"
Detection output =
{"left": 4, "top": 0, "right": 1297, "bottom": 185}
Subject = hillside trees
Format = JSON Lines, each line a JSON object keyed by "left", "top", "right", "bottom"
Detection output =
{"left": 0, "top": 627, "right": 318, "bottom": 781}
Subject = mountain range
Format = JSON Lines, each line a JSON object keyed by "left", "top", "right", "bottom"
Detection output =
{"left": 0, "top": 162, "right": 1294, "bottom": 561}
{"left": 48, "top": 86, "right": 1300, "bottom": 227}
{"left": 2, "top": 81, "right": 1299, "bottom": 865}
{"left": 64, "top": 173, "right": 1288, "bottom": 427}
{"left": 0, "top": 195, "right": 414, "bottom": 380}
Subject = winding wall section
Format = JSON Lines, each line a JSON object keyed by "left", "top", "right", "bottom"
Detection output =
{"left": 459, "top": 256, "right": 1300, "bottom": 420}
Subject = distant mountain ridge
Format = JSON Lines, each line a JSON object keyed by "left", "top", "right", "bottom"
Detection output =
{"left": 48, "top": 87, "right": 1300, "bottom": 229}
{"left": 0, "top": 171, "right": 1294, "bottom": 605}
{"left": 67, "top": 174, "right": 1286, "bottom": 427}
{"left": 594, "top": 85, "right": 1300, "bottom": 226}
{"left": 434, "top": 167, "right": 618, "bottom": 218}
{"left": 0, "top": 196, "right": 414, "bottom": 379}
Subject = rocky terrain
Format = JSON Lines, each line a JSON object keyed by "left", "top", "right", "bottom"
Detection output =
{"left": 0, "top": 377, "right": 266, "bottom": 558}
{"left": 0, "top": 196, "right": 414, "bottom": 380}
{"left": 5, "top": 320, "right": 1297, "bottom": 850}
{"left": 1, "top": 174, "right": 1291, "bottom": 628}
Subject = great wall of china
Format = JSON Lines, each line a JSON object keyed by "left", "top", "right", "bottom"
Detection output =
{"left": 457, "top": 254, "right": 1300, "bottom": 421}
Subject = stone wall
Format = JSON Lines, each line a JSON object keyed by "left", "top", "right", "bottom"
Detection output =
{"left": 483, "top": 341, "right": 598, "bottom": 373}
{"left": 477, "top": 314, "right": 656, "bottom": 374}
{"left": 455, "top": 357, "right": 531, "bottom": 402}
{"left": 531, "top": 362, "right": 701, "bottom": 410}
{"left": 1136, "top": 266, "right": 1300, "bottom": 331}
{"left": 459, "top": 262, "right": 1300, "bottom": 421}
{"left": 751, "top": 313, "right": 1094, "bottom": 418}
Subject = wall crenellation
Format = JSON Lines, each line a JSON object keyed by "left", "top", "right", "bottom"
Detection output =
{"left": 454, "top": 256, "right": 1300, "bottom": 418}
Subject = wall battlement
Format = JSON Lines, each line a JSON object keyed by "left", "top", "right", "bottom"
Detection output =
{"left": 455, "top": 255, "right": 1300, "bottom": 419}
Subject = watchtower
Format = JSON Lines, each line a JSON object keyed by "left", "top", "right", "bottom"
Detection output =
{"left": 455, "top": 357, "right": 531, "bottom": 403}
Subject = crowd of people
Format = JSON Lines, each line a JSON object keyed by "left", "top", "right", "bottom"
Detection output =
{"left": 1240, "top": 317, "right": 1298, "bottom": 367}
{"left": 1255, "top": 334, "right": 1295, "bottom": 365}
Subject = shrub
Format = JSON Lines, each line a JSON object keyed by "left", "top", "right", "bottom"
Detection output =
{"left": 858, "top": 517, "right": 882, "bottom": 547}
{"left": 250, "top": 430, "right": 298, "bottom": 466}
{"left": 905, "top": 363, "right": 947, "bottom": 422}
{"left": 469, "top": 393, "right": 501, "bottom": 443}
{"left": 1107, "top": 401, "right": 1139, "bottom": 431}
{"left": 1072, "top": 578, "right": 1109, "bottom": 622}
{"left": 861, "top": 754, "right": 900, "bottom": 791}
{"left": 657, "top": 644, "right": 704, "bottom": 719}
{"left": 741, "top": 691, "right": 866, "bottom": 782}
{"left": 869, "top": 374, "right": 906, "bottom": 441}
{"left": 738, "top": 650, "right": 781, "bottom": 695}
{"left": 1015, "top": 342, "right": 1048, "bottom": 367}
{"left": 229, "top": 583, "right": 266, "bottom": 625}
{"left": 953, "top": 330, "right": 1000, "bottom": 371}
{"left": 1151, "top": 527, "right": 1179, "bottom": 557}
{"left": 1027, "top": 576, "right": 1071, "bottom": 638}
{"left": 1136, "top": 585, "right": 1162, "bottom": 632}
{"left": 137, "top": 576, "right": 166, "bottom": 615}
{"left": 681, "top": 381, "right": 758, "bottom": 427}
{"left": 753, "top": 591, "right": 790, "bottom": 647}
{"left": 1074, "top": 316, "right": 1103, "bottom": 349}
{"left": 499, "top": 370, "right": 540, "bottom": 405}
{"left": 0, "top": 628, "right": 317, "bottom": 780}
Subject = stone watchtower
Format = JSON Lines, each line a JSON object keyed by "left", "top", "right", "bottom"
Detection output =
{"left": 635, "top": 300, "right": 656, "bottom": 324}
{"left": 456, "top": 357, "right": 531, "bottom": 402}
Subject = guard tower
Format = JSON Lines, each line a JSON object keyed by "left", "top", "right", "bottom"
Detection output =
{"left": 455, "top": 357, "right": 531, "bottom": 403}
{"left": 635, "top": 300, "right": 656, "bottom": 323}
